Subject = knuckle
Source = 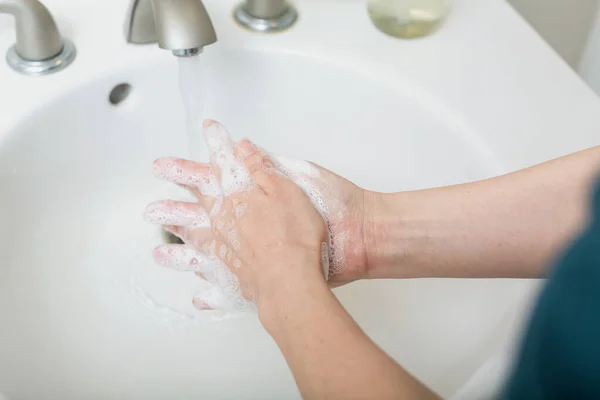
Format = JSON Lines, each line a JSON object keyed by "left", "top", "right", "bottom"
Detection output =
{"left": 244, "top": 153, "right": 274, "bottom": 174}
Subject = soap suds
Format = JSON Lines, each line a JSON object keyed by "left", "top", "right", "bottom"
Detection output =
{"left": 321, "top": 242, "right": 330, "bottom": 278}
{"left": 271, "top": 154, "right": 341, "bottom": 278}
{"left": 234, "top": 202, "right": 247, "bottom": 219}
{"left": 211, "top": 195, "right": 224, "bottom": 216}
{"left": 149, "top": 122, "right": 351, "bottom": 314}
{"left": 204, "top": 120, "right": 255, "bottom": 197}
{"left": 227, "top": 229, "right": 241, "bottom": 251}
{"left": 153, "top": 244, "right": 215, "bottom": 273}
{"left": 145, "top": 200, "right": 209, "bottom": 228}
{"left": 192, "top": 286, "right": 231, "bottom": 311}
{"left": 152, "top": 158, "right": 221, "bottom": 197}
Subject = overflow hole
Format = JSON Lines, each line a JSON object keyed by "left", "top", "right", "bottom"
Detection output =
{"left": 109, "top": 83, "right": 132, "bottom": 106}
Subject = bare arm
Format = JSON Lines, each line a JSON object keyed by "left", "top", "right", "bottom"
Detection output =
{"left": 364, "top": 146, "right": 600, "bottom": 279}
{"left": 260, "top": 273, "right": 439, "bottom": 400}
{"left": 148, "top": 124, "right": 438, "bottom": 399}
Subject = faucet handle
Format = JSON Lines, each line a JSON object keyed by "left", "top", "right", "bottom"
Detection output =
{"left": 0, "top": 0, "right": 76, "bottom": 75}
{"left": 234, "top": 0, "right": 298, "bottom": 32}
{"left": 125, "top": 0, "right": 158, "bottom": 44}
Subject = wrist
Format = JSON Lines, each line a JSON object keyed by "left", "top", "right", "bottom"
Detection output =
{"left": 257, "top": 266, "right": 330, "bottom": 333}
{"left": 363, "top": 190, "right": 415, "bottom": 279}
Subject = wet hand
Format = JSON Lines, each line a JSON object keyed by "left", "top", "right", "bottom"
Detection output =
{"left": 145, "top": 120, "right": 368, "bottom": 312}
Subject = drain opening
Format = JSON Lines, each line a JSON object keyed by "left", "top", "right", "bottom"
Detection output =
{"left": 162, "top": 229, "right": 184, "bottom": 245}
{"left": 109, "top": 83, "right": 132, "bottom": 106}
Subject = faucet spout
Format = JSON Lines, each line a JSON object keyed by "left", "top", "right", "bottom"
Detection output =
{"left": 125, "top": 0, "right": 217, "bottom": 57}
{"left": 0, "top": 0, "right": 62, "bottom": 61}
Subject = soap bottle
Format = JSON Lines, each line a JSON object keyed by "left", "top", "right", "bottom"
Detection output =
{"left": 367, "top": 0, "right": 447, "bottom": 39}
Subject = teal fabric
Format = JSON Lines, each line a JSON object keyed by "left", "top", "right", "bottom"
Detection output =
{"left": 504, "top": 181, "right": 600, "bottom": 399}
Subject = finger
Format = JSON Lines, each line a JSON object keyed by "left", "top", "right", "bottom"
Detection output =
{"left": 203, "top": 120, "right": 254, "bottom": 196}
{"left": 192, "top": 287, "right": 234, "bottom": 311}
{"left": 234, "top": 139, "right": 278, "bottom": 192}
{"left": 234, "top": 138, "right": 258, "bottom": 161}
{"left": 270, "top": 154, "right": 322, "bottom": 180}
{"left": 144, "top": 200, "right": 209, "bottom": 228}
{"left": 153, "top": 158, "right": 222, "bottom": 206}
{"left": 153, "top": 157, "right": 210, "bottom": 187}
{"left": 152, "top": 244, "right": 216, "bottom": 273}
{"left": 195, "top": 271, "right": 207, "bottom": 281}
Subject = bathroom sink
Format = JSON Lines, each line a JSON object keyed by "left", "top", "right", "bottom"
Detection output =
{"left": 1, "top": 0, "right": 599, "bottom": 399}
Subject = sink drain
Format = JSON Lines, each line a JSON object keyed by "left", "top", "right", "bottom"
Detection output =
{"left": 162, "top": 229, "right": 184, "bottom": 245}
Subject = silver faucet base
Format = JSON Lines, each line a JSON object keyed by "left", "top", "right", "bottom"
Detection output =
{"left": 234, "top": 3, "right": 298, "bottom": 33}
{"left": 7, "top": 39, "right": 76, "bottom": 76}
{"left": 172, "top": 47, "right": 203, "bottom": 57}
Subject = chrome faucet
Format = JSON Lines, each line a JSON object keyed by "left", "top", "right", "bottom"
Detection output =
{"left": 125, "top": 0, "right": 217, "bottom": 57}
{"left": 0, "top": 0, "right": 76, "bottom": 75}
{"left": 234, "top": 0, "right": 298, "bottom": 32}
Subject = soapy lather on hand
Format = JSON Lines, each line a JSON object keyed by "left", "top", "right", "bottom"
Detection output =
{"left": 144, "top": 120, "right": 368, "bottom": 312}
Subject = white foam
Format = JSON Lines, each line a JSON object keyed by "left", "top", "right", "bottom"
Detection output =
{"left": 271, "top": 155, "right": 339, "bottom": 278}
{"left": 234, "top": 202, "right": 248, "bottom": 219}
{"left": 144, "top": 201, "right": 209, "bottom": 228}
{"left": 197, "top": 172, "right": 222, "bottom": 197}
{"left": 227, "top": 228, "right": 241, "bottom": 251}
{"left": 193, "top": 286, "right": 233, "bottom": 311}
{"left": 321, "top": 242, "right": 330, "bottom": 278}
{"left": 154, "top": 245, "right": 215, "bottom": 273}
{"left": 152, "top": 157, "right": 222, "bottom": 199}
{"left": 210, "top": 195, "right": 224, "bottom": 216}
{"left": 271, "top": 155, "right": 321, "bottom": 179}
{"left": 204, "top": 121, "right": 255, "bottom": 197}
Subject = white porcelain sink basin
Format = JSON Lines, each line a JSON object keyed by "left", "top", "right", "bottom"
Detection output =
{"left": 1, "top": 0, "right": 599, "bottom": 399}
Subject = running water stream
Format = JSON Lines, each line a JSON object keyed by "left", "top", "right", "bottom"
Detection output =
{"left": 178, "top": 55, "right": 208, "bottom": 161}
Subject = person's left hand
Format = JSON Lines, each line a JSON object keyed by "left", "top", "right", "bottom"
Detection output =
{"left": 145, "top": 120, "right": 369, "bottom": 312}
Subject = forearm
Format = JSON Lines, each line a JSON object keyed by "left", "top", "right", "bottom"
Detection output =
{"left": 365, "top": 146, "right": 600, "bottom": 279}
{"left": 259, "top": 274, "right": 438, "bottom": 400}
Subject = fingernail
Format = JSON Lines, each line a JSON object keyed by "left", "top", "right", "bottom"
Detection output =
{"left": 238, "top": 139, "right": 257, "bottom": 158}
{"left": 203, "top": 119, "right": 216, "bottom": 128}
{"left": 192, "top": 298, "right": 213, "bottom": 311}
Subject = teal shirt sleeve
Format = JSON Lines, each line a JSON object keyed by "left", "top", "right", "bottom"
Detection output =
{"left": 504, "top": 179, "right": 600, "bottom": 399}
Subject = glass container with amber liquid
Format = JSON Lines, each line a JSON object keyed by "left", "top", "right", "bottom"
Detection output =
{"left": 368, "top": 0, "right": 447, "bottom": 39}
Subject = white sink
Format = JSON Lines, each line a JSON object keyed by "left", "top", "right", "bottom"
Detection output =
{"left": 0, "top": 0, "right": 599, "bottom": 399}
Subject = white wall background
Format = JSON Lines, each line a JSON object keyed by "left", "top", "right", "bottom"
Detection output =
{"left": 508, "top": 0, "right": 600, "bottom": 95}
{"left": 508, "top": 0, "right": 600, "bottom": 68}
{"left": 579, "top": 6, "right": 600, "bottom": 95}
